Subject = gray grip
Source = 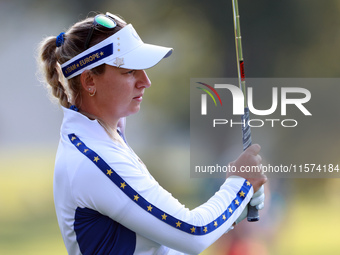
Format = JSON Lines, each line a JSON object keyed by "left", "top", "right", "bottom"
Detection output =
{"left": 247, "top": 204, "right": 259, "bottom": 222}
{"left": 241, "top": 108, "right": 259, "bottom": 222}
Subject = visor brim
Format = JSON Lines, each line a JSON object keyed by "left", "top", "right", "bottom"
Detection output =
{"left": 107, "top": 43, "right": 173, "bottom": 70}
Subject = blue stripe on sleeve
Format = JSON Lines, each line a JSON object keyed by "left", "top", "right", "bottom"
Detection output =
{"left": 68, "top": 133, "right": 252, "bottom": 235}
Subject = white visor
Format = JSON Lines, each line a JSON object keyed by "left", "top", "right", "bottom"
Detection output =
{"left": 61, "top": 24, "right": 173, "bottom": 79}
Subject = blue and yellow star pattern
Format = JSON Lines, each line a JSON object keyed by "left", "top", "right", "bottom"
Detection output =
{"left": 68, "top": 133, "right": 252, "bottom": 236}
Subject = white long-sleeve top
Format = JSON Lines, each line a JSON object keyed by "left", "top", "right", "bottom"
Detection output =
{"left": 53, "top": 107, "right": 254, "bottom": 255}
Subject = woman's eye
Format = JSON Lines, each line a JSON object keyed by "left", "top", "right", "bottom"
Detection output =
{"left": 126, "top": 70, "right": 135, "bottom": 75}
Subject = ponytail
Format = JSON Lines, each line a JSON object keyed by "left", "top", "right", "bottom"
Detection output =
{"left": 38, "top": 36, "right": 70, "bottom": 108}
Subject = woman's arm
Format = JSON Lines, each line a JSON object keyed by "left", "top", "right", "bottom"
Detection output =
{"left": 70, "top": 134, "right": 256, "bottom": 254}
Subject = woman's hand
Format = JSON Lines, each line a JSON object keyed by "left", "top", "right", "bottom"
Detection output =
{"left": 227, "top": 144, "right": 267, "bottom": 192}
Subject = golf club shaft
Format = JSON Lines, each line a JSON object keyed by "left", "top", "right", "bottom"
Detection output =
{"left": 232, "top": 0, "right": 259, "bottom": 222}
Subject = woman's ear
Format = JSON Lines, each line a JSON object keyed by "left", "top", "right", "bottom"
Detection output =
{"left": 80, "top": 70, "right": 96, "bottom": 92}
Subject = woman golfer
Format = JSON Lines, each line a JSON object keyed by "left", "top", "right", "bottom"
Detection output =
{"left": 38, "top": 12, "right": 266, "bottom": 255}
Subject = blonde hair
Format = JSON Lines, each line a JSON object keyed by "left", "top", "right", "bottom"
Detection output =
{"left": 38, "top": 14, "right": 126, "bottom": 108}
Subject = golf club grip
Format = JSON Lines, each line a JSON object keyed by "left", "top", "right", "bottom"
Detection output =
{"left": 247, "top": 204, "right": 259, "bottom": 222}
{"left": 241, "top": 108, "right": 259, "bottom": 222}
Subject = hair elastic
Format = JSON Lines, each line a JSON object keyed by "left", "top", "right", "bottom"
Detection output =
{"left": 56, "top": 32, "right": 65, "bottom": 47}
{"left": 69, "top": 105, "right": 79, "bottom": 112}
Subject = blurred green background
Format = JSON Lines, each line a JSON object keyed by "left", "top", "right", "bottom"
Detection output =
{"left": 1, "top": 0, "right": 340, "bottom": 254}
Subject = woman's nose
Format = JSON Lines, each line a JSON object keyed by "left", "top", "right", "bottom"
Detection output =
{"left": 136, "top": 70, "right": 151, "bottom": 88}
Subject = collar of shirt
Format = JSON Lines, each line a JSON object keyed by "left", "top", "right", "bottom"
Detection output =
{"left": 60, "top": 106, "right": 112, "bottom": 142}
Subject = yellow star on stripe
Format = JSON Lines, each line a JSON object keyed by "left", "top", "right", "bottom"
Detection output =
{"left": 214, "top": 221, "right": 218, "bottom": 227}
{"left": 246, "top": 181, "right": 251, "bottom": 186}
{"left": 83, "top": 149, "right": 89, "bottom": 153}
{"left": 190, "top": 227, "right": 196, "bottom": 233}
{"left": 134, "top": 194, "right": 139, "bottom": 201}
{"left": 235, "top": 199, "right": 240, "bottom": 205}
{"left": 71, "top": 136, "right": 76, "bottom": 141}
{"left": 100, "top": 51, "right": 104, "bottom": 56}
{"left": 239, "top": 191, "right": 245, "bottom": 197}
{"left": 222, "top": 214, "right": 226, "bottom": 220}
{"left": 93, "top": 156, "right": 99, "bottom": 162}
{"left": 120, "top": 182, "right": 126, "bottom": 189}
{"left": 106, "top": 169, "right": 113, "bottom": 176}
{"left": 161, "top": 214, "right": 167, "bottom": 220}
{"left": 203, "top": 226, "right": 208, "bottom": 233}
{"left": 176, "top": 221, "right": 182, "bottom": 228}
{"left": 76, "top": 142, "right": 82, "bottom": 147}
{"left": 147, "top": 205, "right": 153, "bottom": 212}
{"left": 229, "top": 208, "right": 233, "bottom": 213}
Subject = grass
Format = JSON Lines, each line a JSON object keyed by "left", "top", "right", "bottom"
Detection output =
{"left": 273, "top": 190, "right": 340, "bottom": 255}
{"left": 0, "top": 148, "right": 67, "bottom": 255}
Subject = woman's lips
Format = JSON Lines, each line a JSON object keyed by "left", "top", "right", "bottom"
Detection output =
{"left": 133, "top": 94, "right": 143, "bottom": 101}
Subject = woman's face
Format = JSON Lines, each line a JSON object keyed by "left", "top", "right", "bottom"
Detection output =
{"left": 92, "top": 65, "right": 151, "bottom": 120}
